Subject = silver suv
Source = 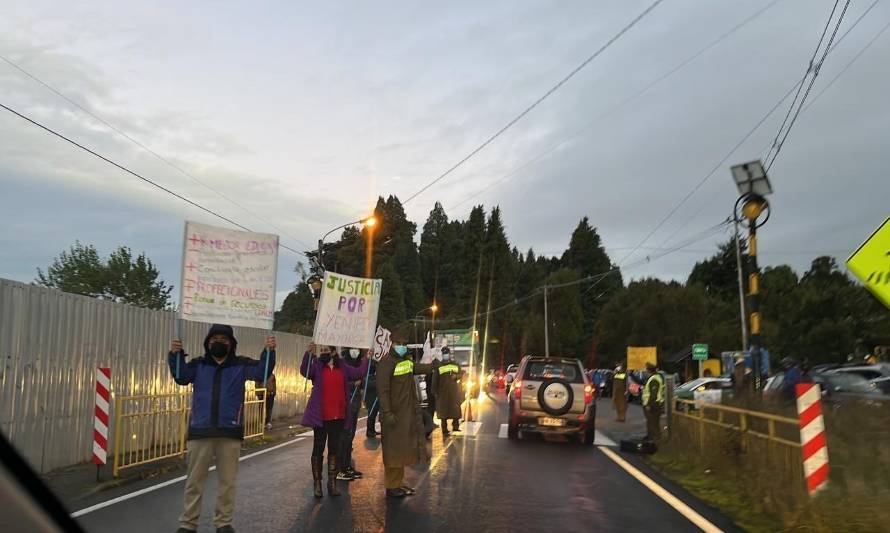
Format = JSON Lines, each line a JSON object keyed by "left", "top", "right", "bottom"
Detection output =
{"left": 507, "top": 356, "right": 596, "bottom": 445}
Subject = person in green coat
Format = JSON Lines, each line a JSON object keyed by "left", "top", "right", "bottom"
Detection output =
{"left": 376, "top": 342, "right": 435, "bottom": 498}
{"left": 433, "top": 347, "right": 464, "bottom": 436}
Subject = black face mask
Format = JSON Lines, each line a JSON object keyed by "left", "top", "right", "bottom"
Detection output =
{"left": 319, "top": 352, "right": 332, "bottom": 364}
{"left": 209, "top": 342, "right": 229, "bottom": 359}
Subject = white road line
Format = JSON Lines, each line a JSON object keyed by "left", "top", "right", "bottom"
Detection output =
{"left": 598, "top": 446, "right": 723, "bottom": 533}
{"left": 72, "top": 416, "right": 370, "bottom": 518}
{"left": 498, "top": 423, "right": 509, "bottom": 439}
{"left": 594, "top": 430, "right": 618, "bottom": 447}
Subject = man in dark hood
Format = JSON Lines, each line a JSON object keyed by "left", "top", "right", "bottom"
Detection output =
{"left": 168, "top": 324, "right": 275, "bottom": 533}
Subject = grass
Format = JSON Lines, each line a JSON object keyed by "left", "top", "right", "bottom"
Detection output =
{"left": 647, "top": 398, "right": 890, "bottom": 532}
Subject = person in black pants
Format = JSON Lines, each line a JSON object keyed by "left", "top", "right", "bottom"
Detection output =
{"left": 365, "top": 359, "right": 380, "bottom": 438}
{"left": 338, "top": 348, "right": 365, "bottom": 481}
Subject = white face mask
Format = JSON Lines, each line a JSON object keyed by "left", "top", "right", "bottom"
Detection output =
{"left": 349, "top": 348, "right": 360, "bottom": 358}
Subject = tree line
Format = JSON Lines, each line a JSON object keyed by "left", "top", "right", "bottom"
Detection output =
{"left": 34, "top": 197, "right": 889, "bottom": 369}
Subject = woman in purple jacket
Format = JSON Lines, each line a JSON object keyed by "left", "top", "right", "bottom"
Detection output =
{"left": 300, "top": 343, "right": 368, "bottom": 498}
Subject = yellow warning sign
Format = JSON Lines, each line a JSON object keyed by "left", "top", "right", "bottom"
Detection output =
{"left": 847, "top": 217, "right": 890, "bottom": 309}
{"left": 627, "top": 346, "right": 657, "bottom": 370}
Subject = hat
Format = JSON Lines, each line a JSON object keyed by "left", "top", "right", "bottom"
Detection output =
{"left": 204, "top": 324, "right": 238, "bottom": 354}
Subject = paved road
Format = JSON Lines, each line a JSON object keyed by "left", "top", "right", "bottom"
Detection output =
{"left": 75, "top": 393, "right": 739, "bottom": 533}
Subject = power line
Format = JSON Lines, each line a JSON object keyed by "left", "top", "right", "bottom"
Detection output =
{"left": 0, "top": 101, "right": 307, "bottom": 257}
{"left": 0, "top": 54, "right": 312, "bottom": 252}
{"left": 657, "top": 0, "right": 880, "bottom": 250}
{"left": 401, "top": 0, "right": 664, "bottom": 207}
{"left": 763, "top": 0, "right": 840, "bottom": 166}
{"left": 765, "top": 0, "right": 852, "bottom": 172}
{"left": 449, "top": 0, "right": 786, "bottom": 213}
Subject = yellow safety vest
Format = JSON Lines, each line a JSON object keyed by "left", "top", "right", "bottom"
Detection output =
{"left": 614, "top": 372, "right": 626, "bottom": 380}
{"left": 393, "top": 359, "right": 414, "bottom": 376}
{"left": 642, "top": 373, "right": 665, "bottom": 405}
{"left": 438, "top": 363, "right": 460, "bottom": 375}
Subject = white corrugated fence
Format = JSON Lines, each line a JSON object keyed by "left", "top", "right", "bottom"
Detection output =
{"left": 0, "top": 278, "right": 311, "bottom": 473}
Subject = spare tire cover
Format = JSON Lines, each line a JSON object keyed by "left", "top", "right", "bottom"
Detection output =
{"left": 538, "top": 379, "right": 574, "bottom": 416}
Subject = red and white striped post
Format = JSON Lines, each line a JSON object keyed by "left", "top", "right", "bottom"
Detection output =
{"left": 93, "top": 367, "right": 111, "bottom": 477}
{"left": 796, "top": 382, "right": 829, "bottom": 496}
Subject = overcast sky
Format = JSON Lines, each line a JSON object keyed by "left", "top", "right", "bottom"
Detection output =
{"left": 1, "top": 0, "right": 888, "bottom": 308}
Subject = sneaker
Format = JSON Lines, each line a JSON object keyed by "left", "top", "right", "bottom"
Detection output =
{"left": 347, "top": 467, "right": 363, "bottom": 478}
{"left": 386, "top": 487, "right": 408, "bottom": 498}
{"left": 265, "top": 423, "right": 272, "bottom": 430}
{"left": 400, "top": 486, "right": 416, "bottom": 495}
{"left": 337, "top": 470, "right": 356, "bottom": 481}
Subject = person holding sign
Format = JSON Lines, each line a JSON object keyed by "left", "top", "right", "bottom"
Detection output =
{"left": 300, "top": 343, "right": 368, "bottom": 498}
{"left": 167, "top": 324, "right": 275, "bottom": 533}
{"left": 337, "top": 348, "right": 367, "bottom": 481}
{"left": 433, "top": 347, "right": 464, "bottom": 437}
{"left": 376, "top": 341, "right": 436, "bottom": 498}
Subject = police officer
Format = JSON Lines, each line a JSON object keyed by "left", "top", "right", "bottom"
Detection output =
{"left": 434, "top": 347, "right": 463, "bottom": 436}
{"left": 642, "top": 362, "right": 665, "bottom": 441}
{"left": 612, "top": 364, "right": 628, "bottom": 422}
{"left": 376, "top": 341, "right": 436, "bottom": 498}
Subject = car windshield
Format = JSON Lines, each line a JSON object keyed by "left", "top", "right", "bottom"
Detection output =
{"left": 677, "top": 378, "right": 709, "bottom": 391}
{"left": 524, "top": 362, "right": 582, "bottom": 383}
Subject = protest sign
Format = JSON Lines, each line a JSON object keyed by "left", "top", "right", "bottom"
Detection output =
{"left": 626, "top": 346, "right": 657, "bottom": 370}
{"left": 373, "top": 325, "right": 392, "bottom": 361}
{"left": 313, "top": 272, "right": 382, "bottom": 349}
{"left": 180, "top": 221, "right": 279, "bottom": 330}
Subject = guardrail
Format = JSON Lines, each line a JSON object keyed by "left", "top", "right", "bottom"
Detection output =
{"left": 673, "top": 398, "right": 801, "bottom": 450}
{"left": 112, "top": 388, "right": 267, "bottom": 476}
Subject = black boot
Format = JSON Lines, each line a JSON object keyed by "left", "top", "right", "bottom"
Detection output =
{"left": 452, "top": 420, "right": 460, "bottom": 432}
{"left": 311, "top": 456, "right": 324, "bottom": 498}
{"left": 327, "top": 456, "right": 341, "bottom": 497}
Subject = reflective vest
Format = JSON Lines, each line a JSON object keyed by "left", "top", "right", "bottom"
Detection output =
{"left": 614, "top": 372, "right": 626, "bottom": 380}
{"left": 642, "top": 373, "right": 665, "bottom": 405}
{"left": 393, "top": 359, "right": 414, "bottom": 376}
{"left": 438, "top": 363, "right": 460, "bottom": 375}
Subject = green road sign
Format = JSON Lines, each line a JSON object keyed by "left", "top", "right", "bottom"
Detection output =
{"left": 692, "top": 343, "right": 709, "bottom": 361}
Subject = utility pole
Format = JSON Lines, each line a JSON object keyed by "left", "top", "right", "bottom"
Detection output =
{"left": 543, "top": 282, "right": 550, "bottom": 358}
{"left": 734, "top": 217, "right": 749, "bottom": 351}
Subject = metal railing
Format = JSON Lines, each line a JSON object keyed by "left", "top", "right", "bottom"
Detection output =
{"left": 112, "top": 388, "right": 267, "bottom": 476}
{"left": 673, "top": 398, "right": 801, "bottom": 450}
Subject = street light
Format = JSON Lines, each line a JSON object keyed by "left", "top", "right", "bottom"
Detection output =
{"left": 309, "top": 214, "right": 377, "bottom": 304}
{"left": 731, "top": 159, "right": 772, "bottom": 390}
{"left": 412, "top": 304, "right": 438, "bottom": 344}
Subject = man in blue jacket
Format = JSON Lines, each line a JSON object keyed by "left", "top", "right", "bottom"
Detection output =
{"left": 168, "top": 324, "right": 275, "bottom": 533}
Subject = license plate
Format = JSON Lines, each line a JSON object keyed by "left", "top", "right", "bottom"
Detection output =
{"left": 539, "top": 417, "right": 566, "bottom": 427}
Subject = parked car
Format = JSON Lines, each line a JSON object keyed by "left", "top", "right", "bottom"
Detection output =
{"left": 674, "top": 377, "right": 732, "bottom": 402}
{"left": 507, "top": 356, "right": 596, "bottom": 445}
{"left": 765, "top": 370, "right": 883, "bottom": 403}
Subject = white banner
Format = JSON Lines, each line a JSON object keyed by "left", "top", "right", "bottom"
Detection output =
{"left": 313, "top": 272, "right": 382, "bottom": 349}
{"left": 373, "top": 325, "right": 392, "bottom": 362}
{"left": 180, "top": 221, "right": 279, "bottom": 330}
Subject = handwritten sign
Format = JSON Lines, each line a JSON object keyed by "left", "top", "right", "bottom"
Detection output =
{"left": 180, "top": 221, "right": 279, "bottom": 330}
{"left": 313, "top": 272, "right": 382, "bottom": 349}
{"left": 373, "top": 325, "right": 392, "bottom": 362}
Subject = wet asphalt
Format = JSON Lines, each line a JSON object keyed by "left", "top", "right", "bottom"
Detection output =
{"left": 74, "top": 392, "right": 741, "bottom": 533}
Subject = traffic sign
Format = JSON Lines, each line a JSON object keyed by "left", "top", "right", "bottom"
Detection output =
{"left": 692, "top": 343, "right": 709, "bottom": 361}
{"left": 846, "top": 217, "right": 890, "bottom": 309}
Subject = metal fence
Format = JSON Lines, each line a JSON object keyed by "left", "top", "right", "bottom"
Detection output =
{"left": 0, "top": 278, "right": 311, "bottom": 473}
{"left": 112, "top": 388, "right": 268, "bottom": 476}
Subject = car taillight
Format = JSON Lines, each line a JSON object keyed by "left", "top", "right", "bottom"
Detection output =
{"left": 584, "top": 384, "right": 594, "bottom": 404}
{"left": 513, "top": 381, "right": 522, "bottom": 399}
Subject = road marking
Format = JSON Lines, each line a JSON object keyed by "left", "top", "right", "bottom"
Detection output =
{"left": 595, "top": 430, "right": 617, "bottom": 447}
{"left": 598, "top": 446, "right": 723, "bottom": 533}
{"left": 71, "top": 417, "right": 370, "bottom": 518}
{"left": 498, "top": 423, "right": 509, "bottom": 438}
{"left": 461, "top": 421, "right": 482, "bottom": 436}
